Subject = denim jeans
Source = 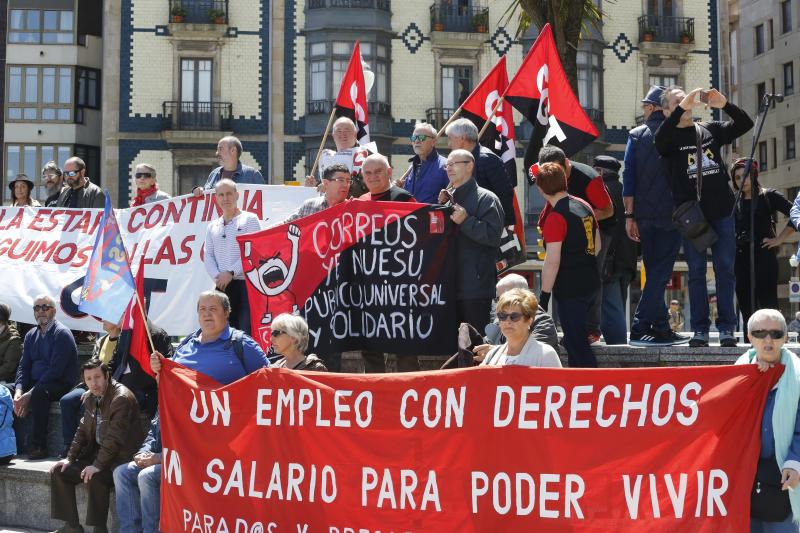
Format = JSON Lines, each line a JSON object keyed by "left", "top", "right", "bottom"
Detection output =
{"left": 631, "top": 219, "right": 681, "bottom": 334}
{"left": 113, "top": 462, "right": 162, "bottom": 533}
{"left": 750, "top": 513, "right": 798, "bottom": 532}
{"left": 601, "top": 272, "right": 632, "bottom": 345}
{"left": 683, "top": 215, "right": 737, "bottom": 333}
{"left": 59, "top": 387, "right": 85, "bottom": 450}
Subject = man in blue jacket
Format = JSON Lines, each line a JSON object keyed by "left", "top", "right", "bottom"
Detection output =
{"left": 402, "top": 122, "right": 449, "bottom": 203}
{"left": 14, "top": 294, "right": 78, "bottom": 459}
{"left": 193, "top": 136, "right": 265, "bottom": 195}
{"left": 623, "top": 86, "right": 689, "bottom": 347}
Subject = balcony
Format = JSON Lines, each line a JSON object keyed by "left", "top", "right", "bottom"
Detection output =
{"left": 425, "top": 107, "right": 457, "bottom": 130}
{"left": 637, "top": 15, "right": 695, "bottom": 44}
{"left": 308, "top": 0, "right": 390, "bottom": 10}
{"left": 169, "top": 0, "right": 229, "bottom": 25}
{"left": 162, "top": 101, "right": 232, "bottom": 131}
{"left": 306, "top": 99, "right": 391, "bottom": 116}
{"left": 430, "top": 3, "right": 489, "bottom": 34}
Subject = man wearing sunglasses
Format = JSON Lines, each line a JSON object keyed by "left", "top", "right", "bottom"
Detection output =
{"left": 14, "top": 295, "right": 78, "bottom": 459}
{"left": 402, "top": 123, "right": 449, "bottom": 204}
{"left": 54, "top": 156, "right": 104, "bottom": 209}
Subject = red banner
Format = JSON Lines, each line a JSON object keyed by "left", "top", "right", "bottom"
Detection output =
{"left": 158, "top": 362, "right": 779, "bottom": 532}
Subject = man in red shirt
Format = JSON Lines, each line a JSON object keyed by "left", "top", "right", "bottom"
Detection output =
{"left": 536, "top": 162, "right": 601, "bottom": 367}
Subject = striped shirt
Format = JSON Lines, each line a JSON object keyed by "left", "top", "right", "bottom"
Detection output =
{"left": 283, "top": 196, "right": 330, "bottom": 223}
{"left": 204, "top": 211, "right": 262, "bottom": 280}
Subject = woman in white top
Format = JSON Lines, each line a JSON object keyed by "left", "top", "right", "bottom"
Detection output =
{"left": 480, "top": 288, "right": 562, "bottom": 368}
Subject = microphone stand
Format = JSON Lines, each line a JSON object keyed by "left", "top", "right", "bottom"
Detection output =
{"left": 732, "top": 93, "right": 777, "bottom": 325}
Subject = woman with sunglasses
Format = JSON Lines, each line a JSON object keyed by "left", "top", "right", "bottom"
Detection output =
{"left": 8, "top": 174, "right": 40, "bottom": 207}
{"left": 480, "top": 289, "right": 561, "bottom": 368}
{"left": 131, "top": 164, "right": 171, "bottom": 207}
{"left": 736, "top": 309, "right": 800, "bottom": 530}
{"left": 269, "top": 313, "right": 327, "bottom": 371}
{"left": 731, "top": 159, "right": 796, "bottom": 341}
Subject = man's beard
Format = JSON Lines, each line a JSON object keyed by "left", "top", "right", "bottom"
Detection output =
{"left": 45, "top": 182, "right": 61, "bottom": 196}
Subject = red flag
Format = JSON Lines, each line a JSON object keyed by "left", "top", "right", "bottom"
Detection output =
{"left": 461, "top": 56, "right": 526, "bottom": 272}
{"left": 506, "top": 24, "right": 598, "bottom": 163}
{"left": 122, "top": 258, "right": 155, "bottom": 377}
{"left": 334, "top": 41, "right": 370, "bottom": 146}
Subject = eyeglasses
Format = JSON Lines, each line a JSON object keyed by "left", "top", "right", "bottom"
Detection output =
{"left": 64, "top": 170, "right": 80, "bottom": 177}
{"left": 324, "top": 177, "right": 351, "bottom": 184}
{"left": 271, "top": 329, "right": 286, "bottom": 337}
{"left": 445, "top": 161, "right": 471, "bottom": 169}
{"left": 497, "top": 312, "right": 527, "bottom": 322}
{"left": 135, "top": 173, "right": 153, "bottom": 179}
{"left": 41, "top": 173, "right": 59, "bottom": 180}
{"left": 410, "top": 134, "right": 431, "bottom": 142}
{"left": 33, "top": 305, "right": 53, "bottom": 312}
{"left": 750, "top": 329, "right": 784, "bottom": 340}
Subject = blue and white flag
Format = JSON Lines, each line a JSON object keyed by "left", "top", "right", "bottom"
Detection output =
{"left": 78, "top": 192, "right": 135, "bottom": 323}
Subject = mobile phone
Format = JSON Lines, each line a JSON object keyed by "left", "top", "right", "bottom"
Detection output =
{"left": 699, "top": 90, "right": 710, "bottom": 104}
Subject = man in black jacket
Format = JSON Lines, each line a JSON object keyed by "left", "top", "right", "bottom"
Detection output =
{"left": 445, "top": 118, "right": 516, "bottom": 227}
{"left": 55, "top": 156, "right": 104, "bottom": 209}
{"left": 654, "top": 87, "right": 753, "bottom": 348}
{"left": 441, "top": 149, "right": 505, "bottom": 333}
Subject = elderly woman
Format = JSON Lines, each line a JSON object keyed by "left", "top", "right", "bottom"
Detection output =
{"left": 480, "top": 289, "right": 561, "bottom": 368}
{"left": 131, "top": 164, "right": 171, "bottom": 206}
{"left": 270, "top": 313, "right": 327, "bottom": 371}
{"left": 150, "top": 290, "right": 268, "bottom": 384}
{"left": 8, "top": 174, "right": 40, "bottom": 207}
{"left": 736, "top": 308, "right": 800, "bottom": 531}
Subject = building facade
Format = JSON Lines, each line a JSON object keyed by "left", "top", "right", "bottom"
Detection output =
{"left": 727, "top": 0, "right": 800, "bottom": 313}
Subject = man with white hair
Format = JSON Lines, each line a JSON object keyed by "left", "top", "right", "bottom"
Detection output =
{"left": 402, "top": 122, "right": 449, "bottom": 203}
{"left": 306, "top": 117, "right": 370, "bottom": 197}
{"left": 359, "top": 154, "right": 415, "bottom": 202}
{"left": 14, "top": 294, "right": 78, "bottom": 459}
{"left": 193, "top": 136, "right": 265, "bottom": 196}
{"left": 445, "top": 118, "right": 515, "bottom": 226}
{"left": 204, "top": 179, "right": 262, "bottom": 335}
{"left": 789, "top": 312, "right": 800, "bottom": 334}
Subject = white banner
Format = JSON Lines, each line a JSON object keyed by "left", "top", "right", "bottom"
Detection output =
{"left": 0, "top": 185, "right": 316, "bottom": 334}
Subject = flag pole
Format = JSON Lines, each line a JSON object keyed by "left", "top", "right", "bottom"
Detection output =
{"left": 134, "top": 293, "right": 155, "bottom": 353}
{"left": 477, "top": 96, "right": 505, "bottom": 139}
{"left": 397, "top": 107, "right": 463, "bottom": 186}
{"left": 310, "top": 105, "right": 338, "bottom": 179}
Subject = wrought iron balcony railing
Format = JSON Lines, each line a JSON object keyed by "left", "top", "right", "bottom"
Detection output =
{"left": 308, "top": 0, "right": 390, "bottom": 9}
{"left": 169, "top": 0, "right": 228, "bottom": 24}
{"left": 307, "top": 99, "right": 391, "bottom": 116}
{"left": 162, "top": 101, "right": 232, "bottom": 131}
{"left": 425, "top": 107, "right": 457, "bottom": 130}
{"left": 430, "top": 2, "right": 489, "bottom": 33}
{"left": 638, "top": 15, "right": 695, "bottom": 44}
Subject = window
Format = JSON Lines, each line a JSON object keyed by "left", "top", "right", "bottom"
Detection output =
{"left": 781, "top": 0, "right": 792, "bottom": 34}
{"left": 768, "top": 19, "right": 774, "bottom": 50}
{"left": 730, "top": 29, "right": 737, "bottom": 84}
{"left": 785, "top": 62, "right": 795, "bottom": 96}
{"left": 442, "top": 66, "right": 472, "bottom": 111}
{"left": 650, "top": 74, "right": 678, "bottom": 88}
{"left": 787, "top": 125, "right": 796, "bottom": 160}
{"left": 772, "top": 138, "right": 778, "bottom": 169}
{"left": 758, "top": 141, "right": 768, "bottom": 171}
{"left": 9, "top": 9, "right": 73, "bottom": 44}
{"left": 307, "top": 41, "right": 389, "bottom": 107}
{"left": 756, "top": 82, "right": 766, "bottom": 108}
{"left": 755, "top": 24, "right": 765, "bottom": 55}
{"left": 76, "top": 68, "right": 100, "bottom": 109}
{"left": 4, "top": 144, "right": 71, "bottom": 203}
{"left": 310, "top": 61, "right": 327, "bottom": 101}
{"left": 6, "top": 65, "right": 72, "bottom": 122}
{"left": 577, "top": 51, "right": 603, "bottom": 111}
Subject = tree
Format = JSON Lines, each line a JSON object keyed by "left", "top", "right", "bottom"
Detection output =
{"left": 503, "top": 0, "right": 603, "bottom": 96}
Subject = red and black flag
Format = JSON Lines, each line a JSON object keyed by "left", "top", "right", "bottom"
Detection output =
{"left": 506, "top": 24, "right": 598, "bottom": 176}
{"left": 460, "top": 56, "right": 526, "bottom": 272}
{"left": 334, "top": 41, "right": 370, "bottom": 146}
{"left": 238, "top": 201, "right": 458, "bottom": 356}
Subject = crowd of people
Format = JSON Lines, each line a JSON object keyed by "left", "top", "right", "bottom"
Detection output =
{"left": 1, "top": 85, "right": 800, "bottom": 531}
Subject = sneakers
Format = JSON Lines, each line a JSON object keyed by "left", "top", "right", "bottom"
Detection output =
{"left": 630, "top": 328, "right": 690, "bottom": 346}
{"left": 52, "top": 525, "right": 84, "bottom": 533}
{"left": 719, "top": 331, "right": 738, "bottom": 347}
{"left": 689, "top": 332, "right": 710, "bottom": 347}
{"left": 28, "top": 447, "right": 49, "bottom": 460}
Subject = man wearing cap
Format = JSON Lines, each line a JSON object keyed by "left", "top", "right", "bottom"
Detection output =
{"left": 8, "top": 174, "right": 40, "bottom": 207}
{"left": 593, "top": 155, "right": 637, "bottom": 345}
{"left": 623, "top": 86, "right": 688, "bottom": 346}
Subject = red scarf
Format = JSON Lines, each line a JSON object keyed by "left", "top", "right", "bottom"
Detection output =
{"left": 131, "top": 185, "right": 158, "bottom": 207}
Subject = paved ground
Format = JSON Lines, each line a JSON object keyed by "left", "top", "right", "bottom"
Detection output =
{"left": 0, "top": 529, "right": 48, "bottom": 532}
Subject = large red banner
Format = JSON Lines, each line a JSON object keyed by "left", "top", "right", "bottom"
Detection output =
{"left": 158, "top": 362, "right": 779, "bottom": 532}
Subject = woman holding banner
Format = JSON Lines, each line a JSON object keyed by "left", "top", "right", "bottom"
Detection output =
{"left": 736, "top": 308, "right": 800, "bottom": 531}
{"left": 8, "top": 174, "right": 40, "bottom": 207}
{"left": 480, "top": 289, "right": 561, "bottom": 368}
{"left": 270, "top": 314, "right": 327, "bottom": 371}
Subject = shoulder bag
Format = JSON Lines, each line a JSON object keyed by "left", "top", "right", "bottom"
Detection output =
{"left": 672, "top": 124, "right": 718, "bottom": 251}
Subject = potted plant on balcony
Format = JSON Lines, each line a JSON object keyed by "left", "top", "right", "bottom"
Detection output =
{"left": 472, "top": 12, "right": 488, "bottom": 33}
{"left": 208, "top": 8, "right": 226, "bottom": 24}
{"left": 679, "top": 30, "right": 692, "bottom": 44}
{"left": 171, "top": 6, "right": 187, "bottom": 23}
{"left": 642, "top": 27, "right": 656, "bottom": 42}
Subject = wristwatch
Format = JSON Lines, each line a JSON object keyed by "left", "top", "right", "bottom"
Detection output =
{"left": 624, "top": 212, "right": 635, "bottom": 219}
